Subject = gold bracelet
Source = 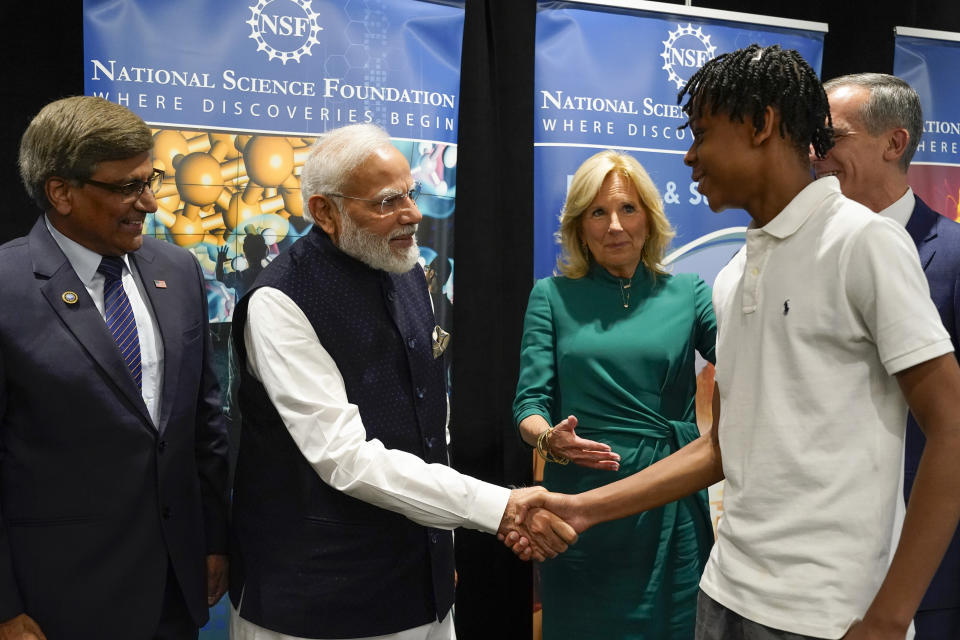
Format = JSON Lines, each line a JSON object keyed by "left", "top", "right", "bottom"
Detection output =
{"left": 536, "top": 427, "right": 569, "bottom": 465}
{"left": 535, "top": 428, "right": 549, "bottom": 460}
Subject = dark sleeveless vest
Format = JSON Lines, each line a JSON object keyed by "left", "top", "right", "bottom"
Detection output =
{"left": 229, "top": 228, "right": 454, "bottom": 638}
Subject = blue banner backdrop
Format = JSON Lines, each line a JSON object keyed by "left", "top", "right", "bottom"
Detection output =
{"left": 84, "top": 0, "right": 461, "bottom": 325}
{"left": 84, "top": 0, "right": 464, "bottom": 140}
{"left": 895, "top": 29, "right": 960, "bottom": 222}
{"left": 534, "top": 1, "right": 826, "bottom": 283}
{"left": 83, "top": 1, "right": 464, "bottom": 637}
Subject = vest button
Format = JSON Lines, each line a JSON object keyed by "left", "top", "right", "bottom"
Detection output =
{"left": 416, "top": 387, "right": 425, "bottom": 399}
{"left": 162, "top": 507, "right": 172, "bottom": 519}
{"left": 158, "top": 440, "right": 167, "bottom": 453}
{"left": 386, "top": 290, "right": 396, "bottom": 301}
{"left": 426, "top": 436, "right": 437, "bottom": 449}
{"left": 407, "top": 337, "right": 416, "bottom": 349}
{"left": 430, "top": 533, "right": 439, "bottom": 544}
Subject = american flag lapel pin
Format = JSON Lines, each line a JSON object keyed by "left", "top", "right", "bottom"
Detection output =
{"left": 154, "top": 280, "right": 167, "bottom": 289}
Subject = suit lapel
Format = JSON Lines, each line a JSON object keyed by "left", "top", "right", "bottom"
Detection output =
{"left": 906, "top": 197, "right": 938, "bottom": 272}
{"left": 30, "top": 219, "right": 153, "bottom": 428}
{"left": 130, "top": 241, "right": 182, "bottom": 434}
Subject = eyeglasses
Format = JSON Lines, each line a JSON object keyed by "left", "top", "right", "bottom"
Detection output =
{"left": 325, "top": 181, "right": 422, "bottom": 216}
{"left": 82, "top": 168, "right": 164, "bottom": 202}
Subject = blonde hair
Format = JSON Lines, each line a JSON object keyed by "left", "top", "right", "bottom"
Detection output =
{"left": 556, "top": 150, "right": 674, "bottom": 279}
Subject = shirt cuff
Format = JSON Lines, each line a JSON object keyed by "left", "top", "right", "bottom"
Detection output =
{"left": 467, "top": 482, "right": 511, "bottom": 534}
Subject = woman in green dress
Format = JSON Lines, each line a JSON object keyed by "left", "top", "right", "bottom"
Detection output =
{"left": 513, "top": 150, "right": 716, "bottom": 639}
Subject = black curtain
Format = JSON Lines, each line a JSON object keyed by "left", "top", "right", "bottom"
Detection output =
{"left": 695, "top": 0, "right": 960, "bottom": 81}
{"left": 0, "top": 3, "right": 84, "bottom": 242}
{"left": 451, "top": 1, "right": 537, "bottom": 638}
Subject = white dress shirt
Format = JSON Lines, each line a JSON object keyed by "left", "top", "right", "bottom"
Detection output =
{"left": 232, "top": 286, "right": 510, "bottom": 640}
{"left": 878, "top": 187, "right": 915, "bottom": 227}
{"left": 45, "top": 217, "right": 163, "bottom": 425}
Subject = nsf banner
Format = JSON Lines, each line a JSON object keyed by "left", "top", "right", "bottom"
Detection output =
{"left": 83, "top": 0, "right": 461, "bottom": 329}
{"left": 84, "top": 0, "right": 464, "bottom": 140}
{"left": 895, "top": 28, "right": 960, "bottom": 221}
{"left": 534, "top": 1, "right": 826, "bottom": 280}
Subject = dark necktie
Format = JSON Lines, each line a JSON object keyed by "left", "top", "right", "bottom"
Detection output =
{"left": 98, "top": 256, "right": 142, "bottom": 389}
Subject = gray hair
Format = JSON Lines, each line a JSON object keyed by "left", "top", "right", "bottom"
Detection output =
{"left": 300, "top": 123, "right": 393, "bottom": 223}
{"left": 823, "top": 73, "right": 923, "bottom": 171}
{"left": 19, "top": 96, "right": 154, "bottom": 210}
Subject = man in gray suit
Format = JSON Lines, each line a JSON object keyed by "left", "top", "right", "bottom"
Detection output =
{"left": 813, "top": 73, "right": 960, "bottom": 640}
{"left": 0, "top": 96, "right": 229, "bottom": 639}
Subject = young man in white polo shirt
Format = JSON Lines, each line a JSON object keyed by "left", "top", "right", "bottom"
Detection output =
{"left": 514, "top": 45, "right": 960, "bottom": 639}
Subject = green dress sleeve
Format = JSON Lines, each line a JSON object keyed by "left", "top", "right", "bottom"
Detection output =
{"left": 513, "top": 278, "right": 558, "bottom": 431}
{"left": 693, "top": 276, "right": 717, "bottom": 365}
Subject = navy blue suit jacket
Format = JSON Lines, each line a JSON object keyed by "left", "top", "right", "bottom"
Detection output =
{"left": 904, "top": 196, "right": 960, "bottom": 612}
{"left": 0, "top": 218, "right": 229, "bottom": 638}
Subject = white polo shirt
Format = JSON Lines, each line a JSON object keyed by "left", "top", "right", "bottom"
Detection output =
{"left": 700, "top": 177, "right": 952, "bottom": 638}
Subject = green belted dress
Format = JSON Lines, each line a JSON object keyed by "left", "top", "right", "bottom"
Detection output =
{"left": 514, "top": 265, "right": 717, "bottom": 639}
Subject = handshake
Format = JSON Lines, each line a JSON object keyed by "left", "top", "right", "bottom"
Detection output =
{"left": 496, "top": 487, "right": 587, "bottom": 562}
{"left": 494, "top": 415, "right": 620, "bottom": 561}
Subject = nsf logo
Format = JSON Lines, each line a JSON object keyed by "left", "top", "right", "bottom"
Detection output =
{"left": 247, "top": 0, "right": 323, "bottom": 64}
{"left": 661, "top": 24, "right": 717, "bottom": 90}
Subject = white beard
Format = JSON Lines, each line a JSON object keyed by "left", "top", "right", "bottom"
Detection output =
{"left": 336, "top": 208, "right": 420, "bottom": 273}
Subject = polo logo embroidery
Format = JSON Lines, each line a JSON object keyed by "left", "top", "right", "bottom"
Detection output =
{"left": 783, "top": 299, "right": 790, "bottom": 316}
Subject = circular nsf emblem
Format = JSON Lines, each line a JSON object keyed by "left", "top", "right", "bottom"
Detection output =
{"left": 247, "top": 0, "right": 323, "bottom": 65}
{"left": 62, "top": 291, "right": 79, "bottom": 304}
{"left": 660, "top": 24, "right": 718, "bottom": 90}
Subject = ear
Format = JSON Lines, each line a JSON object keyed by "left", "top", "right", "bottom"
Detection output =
{"left": 308, "top": 194, "right": 341, "bottom": 240}
{"left": 883, "top": 128, "right": 910, "bottom": 166}
{"left": 752, "top": 105, "right": 777, "bottom": 146}
{"left": 45, "top": 177, "right": 75, "bottom": 216}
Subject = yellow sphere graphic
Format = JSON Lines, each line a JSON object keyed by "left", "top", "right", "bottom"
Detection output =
{"left": 175, "top": 152, "right": 223, "bottom": 206}
{"left": 224, "top": 192, "right": 262, "bottom": 231}
{"left": 152, "top": 130, "right": 190, "bottom": 175}
{"left": 168, "top": 211, "right": 206, "bottom": 246}
{"left": 243, "top": 136, "right": 294, "bottom": 187}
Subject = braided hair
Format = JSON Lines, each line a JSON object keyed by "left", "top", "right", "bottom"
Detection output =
{"left": 678, "top": 44, "right": 834, "bottom": 159}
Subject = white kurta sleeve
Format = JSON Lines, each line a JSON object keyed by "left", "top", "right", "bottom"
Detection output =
{"left": 243, "top": 286, "right": 509, "bottom": 533}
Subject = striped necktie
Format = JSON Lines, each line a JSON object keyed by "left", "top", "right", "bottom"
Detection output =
{"left": 98, "top": 256, "right": 142, "bottom": 389}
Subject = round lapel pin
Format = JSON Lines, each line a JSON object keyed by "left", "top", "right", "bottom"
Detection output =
{"left": 61, "top": 291, "right": 79, "bottom": 304}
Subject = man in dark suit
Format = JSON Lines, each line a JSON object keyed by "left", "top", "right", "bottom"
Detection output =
{"left": 815, "top": 73, "right": 960, "bottom": 639}
{"left": 0, "top": 96, "right": 229, "bottom": 639}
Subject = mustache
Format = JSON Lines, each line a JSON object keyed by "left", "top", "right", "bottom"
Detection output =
{"left": 389, "top": 224, "right": 418, "bottom": 240}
